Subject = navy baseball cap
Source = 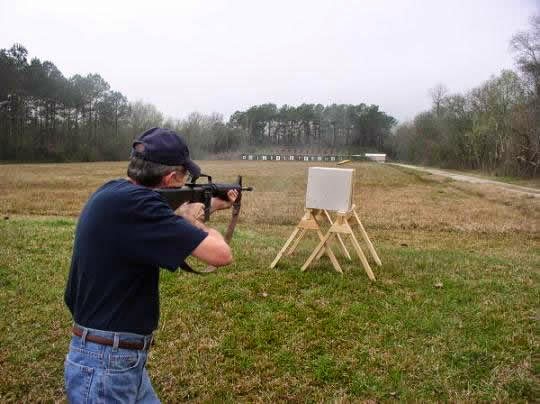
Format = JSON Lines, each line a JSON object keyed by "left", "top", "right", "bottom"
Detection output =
{"left": 132, "top": 127, "right": 201, "bottom": 178}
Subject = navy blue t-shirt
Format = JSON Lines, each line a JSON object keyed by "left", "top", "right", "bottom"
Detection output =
{"left": 65, "top": 179, "right": 208, "bottom": 335}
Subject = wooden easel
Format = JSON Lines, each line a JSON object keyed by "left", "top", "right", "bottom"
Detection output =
{"left": 301, "top": 204, "right": 381, "bottom": 280}
{"left": 269, "top": 208, "right": 351, "bottom": 273}
{"left": 270, "top": 167, "right": 381, "bottom": 280}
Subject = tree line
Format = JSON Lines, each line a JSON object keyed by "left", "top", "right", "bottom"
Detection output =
{"left": 229, "top": 103, "right": 396, "bottom": 150}
{"left": 1, "top": 16, "right": 538, "bottom": 177}
{"left": 0, "top": 44, "right": 395, "bottom": 162}
{"left": 0, "top": 44, "right": 132, "bottom": 161}
{"left": 391, "top": 16, "right": 539, "bottom": 177}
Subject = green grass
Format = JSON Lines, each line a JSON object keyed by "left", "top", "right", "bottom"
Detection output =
{"left": 0, "top": 215, "right": 538, "bottom": 401}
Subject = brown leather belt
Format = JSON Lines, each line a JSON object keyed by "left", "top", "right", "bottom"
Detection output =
{"left": 72, "top": 326, "right": 152, "bottom": 351}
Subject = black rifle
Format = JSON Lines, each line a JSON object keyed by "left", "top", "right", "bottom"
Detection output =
{"left": 155, "top": 174, "right": 253, "bottom": 222}
{"left": 156, "top": 174, "right": 253, "bottom": 275}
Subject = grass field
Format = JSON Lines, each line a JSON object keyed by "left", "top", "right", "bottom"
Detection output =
{"left": 0, "top": 161, "right": 538, "bottom": 402}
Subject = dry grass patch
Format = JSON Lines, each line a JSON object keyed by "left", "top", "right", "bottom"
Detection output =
{"left": 0, "top": 162, "right": 125, "bottom": 216}
{"left": 1, "top": 161, "right": 538, "bottom": 234}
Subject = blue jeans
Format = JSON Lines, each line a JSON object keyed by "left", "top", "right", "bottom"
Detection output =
{"left": 64, "top": 324, "right": 159, "bottom": 403}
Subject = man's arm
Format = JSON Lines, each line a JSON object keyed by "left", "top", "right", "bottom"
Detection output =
{"left": 191, "top": 227, "right": 232, "bottom": 267}
{"left": 210, "top": 189, "right": 239, "bottom": 213}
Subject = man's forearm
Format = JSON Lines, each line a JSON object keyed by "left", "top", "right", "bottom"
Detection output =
{"left": 210, "top": 197, "right": 231, "bottom": 213}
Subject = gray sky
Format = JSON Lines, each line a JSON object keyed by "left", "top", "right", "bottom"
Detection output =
{"left": 1, "top": 0, "right": 537, "bottom": 123}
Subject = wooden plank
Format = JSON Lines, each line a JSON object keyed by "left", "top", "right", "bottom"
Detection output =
{"left": 285, "top": 228, "right": 306, "bottom": 256}
{"left": 324, "top": 210, "right": 352, "bottom": 260}
{"left": 301, "top": 232, "right": 332, "bottom": 271}
{"left": 270, "top": 227, "right": 300, "bottom": 268}
{"left": 349, "top": 232, "right": 376, "bottom": 281}
{"left": 328, "top": 214, "right": 350, "bottom": 234}
{"left": 353, "top": 208, "right": 382, "bottom": 266}
{"left": 324, "top": 234, "right": 344, "bottom": 274}
{"left": 315, "top": 228, "right": 337, "bottom": 262}
{"left": 315, "top": 229, "right": 327, "bottom": 261}
{"left": 298, "top": 217, "right": 321, "bottom": 230}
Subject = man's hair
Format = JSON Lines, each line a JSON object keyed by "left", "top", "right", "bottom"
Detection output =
{"left": 127, "top": 157, "right": 186, "bottom": 187}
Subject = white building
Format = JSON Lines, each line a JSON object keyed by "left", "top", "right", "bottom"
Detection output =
{"left": 364, "top": 153, "right": 386, "bottom": 163}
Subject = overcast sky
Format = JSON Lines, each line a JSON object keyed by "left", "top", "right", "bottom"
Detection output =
{"left": 1, "top": 0, "right": 538, "bottom": 123}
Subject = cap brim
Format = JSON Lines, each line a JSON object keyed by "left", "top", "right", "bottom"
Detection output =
{"left": 184, "top": 159, "right": 201, "bottom": 179}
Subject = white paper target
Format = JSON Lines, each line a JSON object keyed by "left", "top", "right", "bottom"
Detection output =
{"left": 305, "top": 167, "right": 354, "bottom": 212}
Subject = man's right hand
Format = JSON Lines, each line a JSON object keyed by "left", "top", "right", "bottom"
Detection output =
{"left": 176, "top": 202, "right": 205, "bottom": 225}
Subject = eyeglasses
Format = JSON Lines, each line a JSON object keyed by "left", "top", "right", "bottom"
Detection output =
{"left": 174, "top": 170, "right": 188, "bottom": 180}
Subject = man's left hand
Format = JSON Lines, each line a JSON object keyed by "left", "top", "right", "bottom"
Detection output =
{"left": 176, "top": 202, "right": 205, "bottom": 223}
{"left": 211, "top": 189, "right": 239, "bottom": 211}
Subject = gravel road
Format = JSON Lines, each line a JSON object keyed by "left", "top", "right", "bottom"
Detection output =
{"left": 390, "top": 163, "right": 540, "bottom": 198}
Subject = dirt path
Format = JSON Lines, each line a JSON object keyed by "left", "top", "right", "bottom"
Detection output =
{"left": 390, "top": 163, "right": 540, "bottom": 198}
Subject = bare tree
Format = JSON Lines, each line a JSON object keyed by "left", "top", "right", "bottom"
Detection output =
{"left": 429, "top": 83, "right": 449, "bottom": 116}
{"left": 511, "top": 15, "right": 540, "bottom": 95}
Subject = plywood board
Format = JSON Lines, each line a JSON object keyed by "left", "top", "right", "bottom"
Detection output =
{"left": 305, "top": 167, "right": 354, "bottom": 212}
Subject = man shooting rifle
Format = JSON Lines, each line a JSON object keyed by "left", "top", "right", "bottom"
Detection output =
{"left": 64, "top": 127, "right": 243, "bottom": 402}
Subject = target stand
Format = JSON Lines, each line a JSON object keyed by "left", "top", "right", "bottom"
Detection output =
{"left": 269, "top": 208, "right": 351, "bottom": 273}
{"left": 301, "top": 204, "right": 381, "bottom": 280}
{"left": 269, "top": 167, "right": 382, "bottom": 280}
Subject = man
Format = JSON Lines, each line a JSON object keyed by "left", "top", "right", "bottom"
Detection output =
{"left": 64, "top": 127, "right": 236, "bottom": 403}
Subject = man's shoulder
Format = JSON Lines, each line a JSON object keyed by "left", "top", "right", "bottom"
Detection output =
{"left": 84, "top": 179, "right": 165, "bottom": 214}
{"left": 97, "top": 178, "right": 137, "bottom": 192}
{"left": 96, "top": 179, "right": 157, "bottom": 200}
{"left": 79, "top": 179, "right": 175, "bottom": 230}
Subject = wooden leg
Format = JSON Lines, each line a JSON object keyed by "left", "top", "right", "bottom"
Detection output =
{"left": 315, "top": 229, "right": 336, "bottom": 262}
{"left": 349, "top": 232, "right": 376, "bottom": 281}
{"left": 270, "top": 227, "right": 300, "bottom": 268}
{"left": 324, "top": 234, "right": 344, "bottom": 274}
{"left": 324, "top": 210, "right": 352, "bottom": 260}
{"left": 353, "top": 209, "right": 382, "bottom": 266}
{"left": 301, "top": 232, "right": 332, "bottom": 271}
{"left": 285, "top": 228, "right": 306, "bottom": 256}
{"left": 302, "top": 233, "right": 343, "bottom": 274}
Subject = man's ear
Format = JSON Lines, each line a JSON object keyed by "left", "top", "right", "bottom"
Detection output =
{"left": 160, "top": 171, "right": 176, "bottom": 187}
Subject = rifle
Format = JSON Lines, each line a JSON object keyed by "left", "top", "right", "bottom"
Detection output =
{"left": 156, "top": 174, "right": 253, "bottom": 274}
{"left": 156, "top": 174, "right": 253, "bottom": 222}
